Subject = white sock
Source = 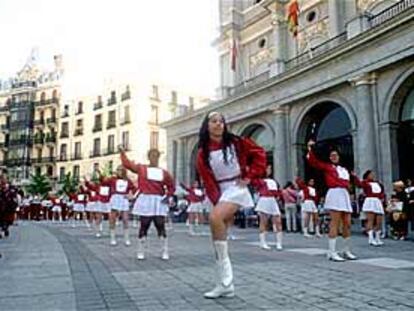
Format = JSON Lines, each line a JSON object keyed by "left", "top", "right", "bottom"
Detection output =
{"left": 329, "top": 238, "right": 336, "bottom": 253}
{"left": 368, "top": 230, "right": 374, "bottom": 242}
{"left": 276, "top": 232, "right": 282, "bottom": 245}
{"left": 344, "top": 237, "right": 351, "bottom": 252}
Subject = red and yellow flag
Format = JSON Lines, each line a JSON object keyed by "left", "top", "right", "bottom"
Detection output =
{"left": 287, "top": 0, "right": 300, "bottom": 37}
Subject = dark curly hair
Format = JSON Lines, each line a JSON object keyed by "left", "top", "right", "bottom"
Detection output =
{"left": 197, "top": 111, "right": 240, "bottom": 169}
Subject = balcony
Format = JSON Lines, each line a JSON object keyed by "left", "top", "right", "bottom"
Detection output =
{"left": 74, "top": 128, "right": 83, "bottom": 136}
{"left": 10, "top": 136, "right": 32, "bottom": 146}
{"left": 42, "top": 156, "right": 56, "bottom": 163}
{"left": 35, "top": 98, "right": 59, "bottom": 107}
{"left": 61, "top": 111, "right": 69, "bottom": 118}
{"left": 90, "top": 150, "right": 101, "bottom": 158}
{"left": 34, "top": 119, "right": 45, "bottom": 127}
{"left": 0, "top": 106, "right": 9, "bottom": 114}
{"left": 94, "top": 102, "right": 103, "bottom": 110}
{"left": 103, "top": 147, "right": 116, "bottom": 156}
{"left": 45, "top": 135, "right": 57, "bottom": 144}
{"left": 47, "top": 117, "right": 57, "bottom": 126}
{"left": 75, "top": 109, "right": 83, "bottom": 115}
{"left": 0, "top": 142, "right": 8, "bottom": 150}
{"left": 1, "top": 124, "right": 9, "bottom": 132}
{"left": 60, "top": 132, "right": 69, "bottom": 139}
{"left": 33, "top": 135, "right": 45, "bottom": 145}
{"left": 92, "top": 124, "right": 102, "bottom": 132}
{"left": 120, "top": 117, "right": 131, "bottom": 125}
{"left": 58, "top": 154, "right": 68, "bottom": 162}
{"left": 121, "top": 91, "right": 131, "bottom": 101}
{"left": 71, "top": 154, "right": 83, "bottom": 161}
{"left": 107, "top": 97, "right": 117, "bottom": 106}
{"left": 106, "top": 121, "right": 116, "bottom": 129}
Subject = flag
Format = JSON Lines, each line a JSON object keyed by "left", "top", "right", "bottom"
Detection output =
{"left": 230, "top": 39, "right": 237, "bottom": 71}
{"left": 287, "top": 0, "right": 299, "bottom": 37}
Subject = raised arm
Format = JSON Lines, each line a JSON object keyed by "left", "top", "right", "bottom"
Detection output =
{"left": 120, "top": 151, "right": 140, "bottom": 174}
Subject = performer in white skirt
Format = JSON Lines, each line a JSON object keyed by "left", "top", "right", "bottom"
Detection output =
{"left": 307, "top": 140, "right": 357, "bottom": 262}
{"left": 353, "top": 170, "right": 385, "bottom": 246}
{"left": 253, "top": 165, "right": 283, "bottom": 250}
{"left": 196, "top": 111, "right": 266, "bottom": 299}
{"left": 85, "top": 177, "right": 105, "bottom": 238}
{"left": 70, "top": 186, "right": 87, "bottom": 228}
{"left": 296, "top": 177, "right": 321, "bottom": 238}
{"left": 50, "top": 195, "right": 63, "bottom": 222}
{"left": 101, "top": 166, "right": 136, "bottom": 246}
{"left": 181, "top": 181, "right": 205, "bottom": 236}
{"left": 120, "top": 146, "right": 175, "bottom": 260}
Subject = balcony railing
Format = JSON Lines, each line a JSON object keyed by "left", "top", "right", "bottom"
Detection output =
{"left": 0, "top": 106, "right": 9, "bottom": 113}
{"left": 34, "top": 119, "right": 45, "bottom": 126}
{"left": 121, "top": 91, "right": 131, "bottom": 101}
{"left": 45, "top": 135, "right": 57, "bottom": 144}
{"left": 120, "top": 117, "right": 131, "bottom": 125}
{"left": 94, "top": 102, "right": 103, "bottom": 110}
{"left": 106, "top": 121, "right": 116, "bottom": 129}
{"left": 35, "top": 98, "right": 59, "bottom": 107}
{"left": 74, "top": 128, "right": 84, "bottom": 136}
{"left": 58, "top": 154, "right": 68, "bottom": 162}
{"left": 1, "top": 124, "right": 9, "bottom": 132}
{"left": 61, "top": 111, "right": 69, "bottom": 118}
{"left": 33, "top": 135, "right": 45, "bottom": 145}
{"left": 107, "top": 97, "right": 117, "bottom": 106}
{"left": 9, "top": 137, "right": 32, "bottom": 146}
{"left": 369, "top": 0, "right": 414, "bottom": 27}
{"left": 75, "top": 109, "right": 83, "bottom": 115}
{"left": 92, "top": 124, "right": 102, "bottom": 132}
{"left": 103, "top": 147, "right": 116, "bottom": 156}
{"left": 71, "top": 154, "right": 83, "bottom": 161}
{"left": 60, "top": 132, "right": 69, "bottom": 139}
{"left": 90, "top": 150, "right": 101, "bottom": 158}
{"left": 46, "top": 117, "right": 57, "bottom": 125}
{"left": 33, "top": 156, "right": 56, "bottom": 164}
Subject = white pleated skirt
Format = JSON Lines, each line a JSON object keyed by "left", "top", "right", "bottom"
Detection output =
{"left": 97, "top": 202, "right": 110, "bottom": 213}
{"left": 133, "top": 194, "right": 168, "bottom": 216}
{"left": 187, "top": 202, "right": 203, "bottom": 213}
{"left": 301, "top": 200, "right": 318, "bottom": 213}
{"left": 85, "top": 202, "right": 96, "bottom": 212}
{"left": 218, "top": 181, "right": 254, "bottom": 209}
{"left": 73, "top": 203, "right": 85, "bottom": 212}
{"left": 255, "top": 197, "right": 281, "bottom": 216}
{"left": 110, "top": 194, "right": 130, "bottom": 212}
{"left": 324, "top": 188, "right": 352, "bottom": 213}
{"left": 362, "top": 197, "right": 384, "bottom": 215}
{"left": 202, "top": 198, "right": 213, "bottom": 213}
{"left": 52, "top": 206, "right": 62, "bottom": 213}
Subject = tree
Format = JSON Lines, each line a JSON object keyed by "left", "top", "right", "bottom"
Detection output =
{"left": 25, "top": 172, "right": 52, "bottom": 199}
{"left": 58, "top": 172, "right": 79, "bottom": 196}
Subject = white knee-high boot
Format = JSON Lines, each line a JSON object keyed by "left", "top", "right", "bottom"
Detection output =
{"left": 204, "top": 240, "right": 235, "bottom": 299}
{"left": 259, "top": 232, "right": 270, "bottom": 250}
{"left": 160, "top": 237, "right": 169, "bottom": 260}
{"left": 124, "top": 228, "right": 131, "bottom": 246}
{"left": 137, "top": 237, "right": 146, "bottom": 260}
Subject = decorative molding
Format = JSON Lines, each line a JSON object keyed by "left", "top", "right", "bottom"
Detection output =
{"left": 349, "top": 72, "right": 378, "bottom": 86}
{"left": 250, "top": 47, "right": 274, "bottom": 68}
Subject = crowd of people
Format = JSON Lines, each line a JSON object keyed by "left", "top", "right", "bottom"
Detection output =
{"left": 0, "top": 111, "right": 413, "bottom": 299}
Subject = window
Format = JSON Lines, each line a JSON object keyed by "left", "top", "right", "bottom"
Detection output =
{"left": 107, "top": 110, "right": 116, "bottom": 128}
{"left": 62, "top": 105, "right": 69, "bottom": 117}
{"left": 77, "top": 101, "right": 83, "bottom": 114}
{"left": 61, "top": 122, "right": 69, "bottom": 138}
{"left": 59, "top": 167, "right": 65, "bottom": 180}
{"left": 306, "top": 10, "right": 317, "bottom": 23}
{"left": 47, "top": 166, "right": 53, "bottom": 177}
{"left": 93, "top": 138, "right": 101, "bottom": 156}
{"left": 35, "top": 167, "right": 41, "bottom": 175}
{"left": 76, "top": 119, "right": 83, "bottom": 128}
{"left": 150, "top": 105, "right": 159, "bottom": 124}
{"left": 51, "top": 108, "right": 56, "bottom": 119}
{"left": 52, "top": 89, "right": 58, "bottom": 99}
{"left": 94, "top": 114, "right": 102, "bottom": 131}
{"left": 74, "top": 142, "right": 82, "bottom": 159}
{"left": 258, "top": 38, "right": 267, "bottom": 49}
{"left": 48, "top": 147, "right": 54, "bottom": 158}
{"left": 75, "top": 119, "right": 83, "bottom": 135}
{"left": 122, "top": 131, "right": 129, "bottom": 149}
{"left": 73, "top": 165, "right": 80, "bottom": 180}
{"left": 171, "top": 91, "right": 177, "bottom": 103}
{"left": 60, "top": 144, "right": 67, "bottom": 160}
{"left": 37, "top": 148, "right": 42, "bottom": 160}
{"left": 40, "top": 92, "right": 46, "bottom": 102}
{"left": 122, "top": 106, "right": 130, "bottom": 124}
{"left": 152, "top": 85, "right": 159, "bottom": 99}
{"left": 150, "top": 131, "right": 159, "bottom": 149}
{"left": 254, "top": 0, "right": 262, "bottom": 4}
{"left": 107, "top": 135, "right": 115, "bottom": 154}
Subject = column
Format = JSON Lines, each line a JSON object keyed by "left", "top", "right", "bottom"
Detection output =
{"left": 273, "top": 107, "right": 289, "bottom": 185}
{"left": 350, "top": 73, "right": 378, "bottom": 175}
{"left": 378, "top": 122, "right": 399, "bottom": 195}
{"left": 176, "top": 138, "right": 185, "bottom": 182}
{"left": 328, "top": 0, "right": 342, "bottom": 37}
{"left": 270, "top": 1, "right": 287, "bottom": 77}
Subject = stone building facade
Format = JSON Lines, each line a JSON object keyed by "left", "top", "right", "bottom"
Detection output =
{"left": 162, "top": 0, "right": 414, "bottom": 194}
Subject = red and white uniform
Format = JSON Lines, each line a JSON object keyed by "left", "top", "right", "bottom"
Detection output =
{"left": 71, "top": 187, "right": 88, "bottom": 212}
{"left": 86, "top": 180, "right": 111, "bottom": 214}
{"left": 51, "top": 197, "right": 62, "bottom": 213}
{"left": 182, "top": 185, "right": 205, "bottom": 213}
{"left": 253, "top": 178, "right": 281, "bottom": 216}
{"left": 85, "top": 183, "right": 100, "bottom": 213}
{"left": 102, "top": 177, "right": 135, "bottom": 212}
{"left": 196, "top": 137, "right": 266, "bottom": 208}
{"left": 307, "top": 149, "right": 352, "bottom": 213}
{"left": 296, "top": 177, "right": 318, "bottom": 213}
{"left": 354, "top": 177, "right": 385, "bottom": 215}
{"left": 121, "top": 153, "right": 175, "bottom": 216}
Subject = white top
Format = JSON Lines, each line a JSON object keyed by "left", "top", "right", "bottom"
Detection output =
{"left": 209, "top": 145, "right": 241, "bottom": 182}
{"left": 336, "top": 166, "right": 350, "bottom": 180}
{"left": 116, "top": 179, "right": 128, "bottom": 193}
{"left": 147, "top": 167, "right": 163, "bottom": 181}
{"left": 369, "top": 182, "right": 382, "bottom": 194}
{"left": 264, "top": 179, "right": 278, "bottom": 191}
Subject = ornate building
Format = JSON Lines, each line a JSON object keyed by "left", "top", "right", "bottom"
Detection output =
{"left": 0, "top": 50, "right": 63, "bottom": 184}
{"left": 162, "top": 0, "right": 414, "bottom": 194}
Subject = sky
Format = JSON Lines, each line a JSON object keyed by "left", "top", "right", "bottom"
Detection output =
{"left": 0, "top": 0, "right": 220, "bottom": 98}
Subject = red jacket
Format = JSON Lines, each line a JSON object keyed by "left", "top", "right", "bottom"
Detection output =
{"left": 70, "top": 187, "right": 88, "bottom": 204}
{"left": 84, "top": 181, "right": 100, "bottom": 202}
{"left": 296, "top": 177, "right": 318, "bottom": 203}
{"left": 85, "top": 180, "right": 111, "bottom": 203}
{"left": 121, "top": 152, "right": 175, "bottom": 196}
{"left": 306, "top": 149, "right": 350, "bottom": 189}
{"left": 353, "top": 176, "right": 385, "bottom": 200}
{"left": 181, "top": 184, "right": 205, "bottom": 203}
{"left": 253, "top": 178, "right": 281, "bottom": 198}
{"left": 101, "top": 176, "right": 136, "bottom": 196}
{"left": 197, "top": 137, "right": 266, "bottom": 205}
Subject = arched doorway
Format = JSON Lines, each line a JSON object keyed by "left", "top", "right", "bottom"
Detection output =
{"left": 189, "top": 143, "right": 199, "bottom": 183}
{"left": 298, "top": 102, "right": 354, "bottom": 188}
{"left": 241, "top": 124, "right": 274, "bottom": 174}
{"left": 398, "top": 89, "right": 414, "bottom": 180}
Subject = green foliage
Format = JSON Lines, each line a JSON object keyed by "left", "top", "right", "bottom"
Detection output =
{"left": 25, "top": 172, "right": 52, "bottom": 199}
{"left": 58, "top": 172, "right": 79, "bottom": 196}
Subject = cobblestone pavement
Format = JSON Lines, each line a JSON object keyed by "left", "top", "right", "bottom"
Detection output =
{"left": 1, "top": 221, "right": 414, "bottom": 311}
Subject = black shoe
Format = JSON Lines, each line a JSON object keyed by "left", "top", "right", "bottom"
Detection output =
{"left": 4, "top": 229, "right": 9, "bottom": 237}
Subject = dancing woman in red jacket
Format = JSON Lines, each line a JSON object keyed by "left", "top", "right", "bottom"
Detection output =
{"left": 307, "top": 140, "right": 357, "bottom": 262}
{"left": 196, "top": 111, "right": 266, "bottom": 299}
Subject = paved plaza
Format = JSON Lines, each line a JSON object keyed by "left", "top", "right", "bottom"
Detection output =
{"left": 1, "top": 222, "right": 414, "bottom": 311}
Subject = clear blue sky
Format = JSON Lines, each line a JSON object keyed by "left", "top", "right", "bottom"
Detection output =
{"left": 0, "top": 0, "right": 219, "bottom": 97}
